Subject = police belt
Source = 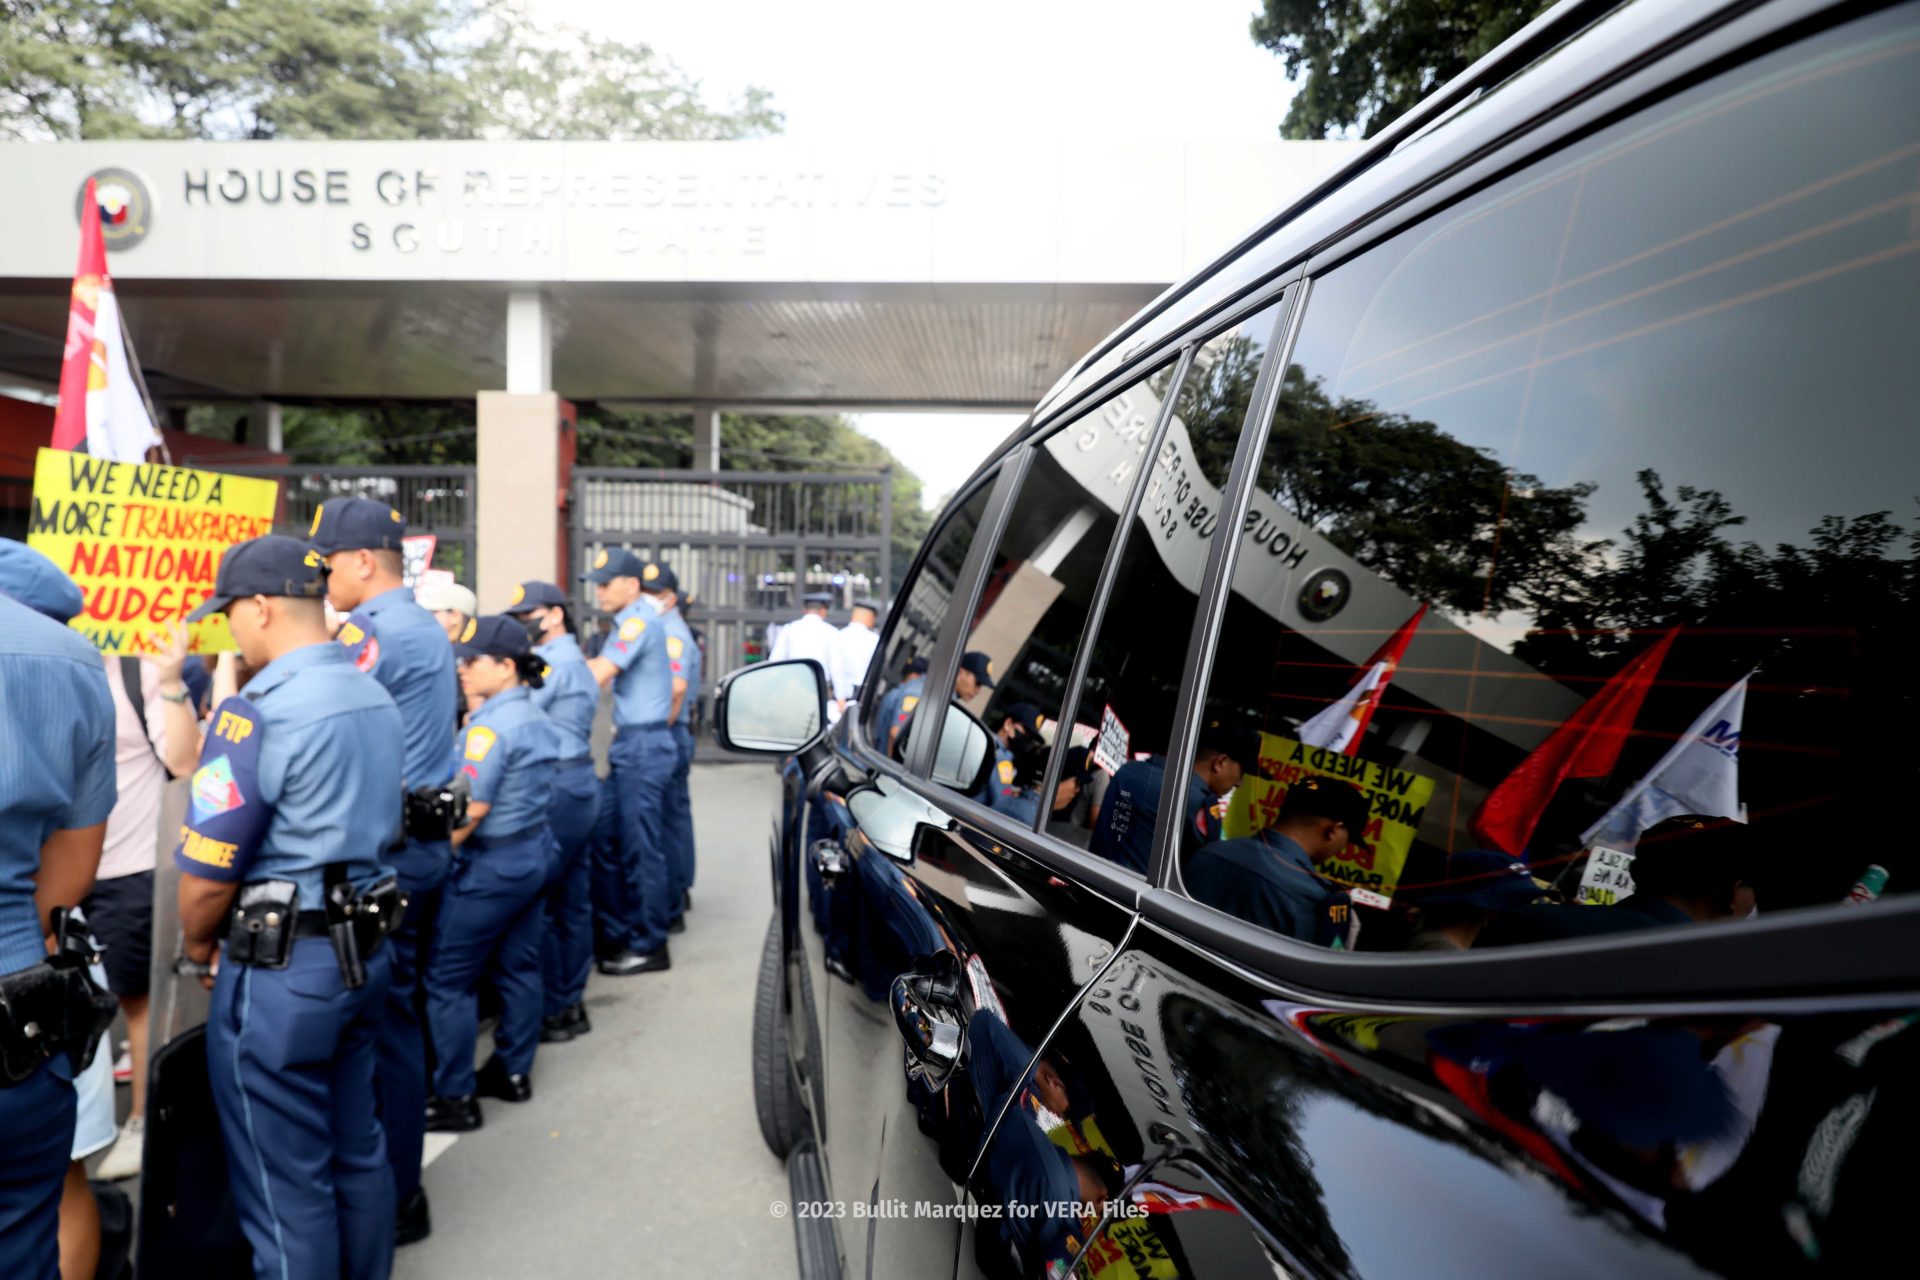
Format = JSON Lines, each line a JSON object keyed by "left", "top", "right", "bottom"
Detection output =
{"left": 226, "top": 871, "right": 405, "bottom": 991}
{"left": 616, "top": 720, "right": 671, "bottom": 733}
{"left": 0, "top": 908, "right": 118, "bottom": 1087}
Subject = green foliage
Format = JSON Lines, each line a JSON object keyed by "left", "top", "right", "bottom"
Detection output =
{"left": 1251, "top": 0, "right": 1553, "bottom": 139}
{"left": 0, "top": 0, "right": 781, "bottom": 140}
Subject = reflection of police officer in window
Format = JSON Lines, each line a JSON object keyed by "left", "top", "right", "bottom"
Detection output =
{"left": 0, "top": 541, "right": 118, "bottom": 1280}
{"left": 1090, "top": 723, "right": 1258, "bottom": 875}
{"left": 175, "top": 535, "right": 408, "bottom": 1280}
{"left": 874, "top": 654, "right": 928, "bottom": 757}
{"left": 1184, "top": 775, "right": 1369, "bottom": 947}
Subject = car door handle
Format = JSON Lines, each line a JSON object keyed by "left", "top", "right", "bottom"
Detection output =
{"left": 810, "top": 839, "right": 850, "bottom": 884}
{"left": 890, "top": 951, "right": 965, "bottom": 1089}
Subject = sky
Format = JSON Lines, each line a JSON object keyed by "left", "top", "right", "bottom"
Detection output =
{"left": 542, "top": 0, "right": 1298, "bottom": 505}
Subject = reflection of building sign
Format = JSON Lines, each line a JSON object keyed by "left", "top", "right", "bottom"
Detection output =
{"left": 76, "top": 168, "right": 154, "bottom": 251}
{"left": 1296, "top": 568, "right": 1351, "bottom": 622}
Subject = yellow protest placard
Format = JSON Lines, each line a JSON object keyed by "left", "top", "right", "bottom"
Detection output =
{"left": 1222, "top": 731, "right": 1437, "bottom": 902}
{"left": 27, "top": 447, "right": 278, "bottom": 655}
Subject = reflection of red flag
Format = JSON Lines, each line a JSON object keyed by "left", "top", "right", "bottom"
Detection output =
{"left": 1470, "top": 627, "right": 1678, "bottom": 857}
{"left": 1299, "top": 602, "right": 1428, "bottom": 755}
{"left": 52, "top": 178, "right": 160, "bottom": 460}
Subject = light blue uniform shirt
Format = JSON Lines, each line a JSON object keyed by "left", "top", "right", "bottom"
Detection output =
{"left": 872, "top": 674, "right": 924, "bottom": 753}
{"left": 533, "top": 634, "right": 598, "bottom": 762}
{"left": 0, "top": 597, "right": 118, "bottom": 975}
{"left": 602, "top": 601, "right": 673, "bottom": 728}
{"left": 173, "top": 642, "right": 404, "bottom": 908}
{"left": 339, "top": 585, "right": 456, "bottom": 787}
{"left": 662, "top": 608, "right": 701, "bottom": 727}
{"left": 457, "top": 686, "right": 562, "bottom": 839}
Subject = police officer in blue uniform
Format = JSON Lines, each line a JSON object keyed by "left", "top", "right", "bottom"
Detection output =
{"left": 986, "top": 702, "right": 1050, "bottom": 823}
{"left": 640, "top": 562, "right": 700, "bottom": 932}
{"left": 424, "top": 616, "right": 562, "bottom": 1131}
{"left": 175, "top": 535, "right": 407, "bottom": 1280}
{"left": 0, "top": 542, "right": 117, "bottom": 1280}
{"left": 1184, "top": 775, "right": 1368, "bottom": 948}
{"left": 1090, "top": 723, "right": 1256, "bottom": 874}
{"left": 582, "top": 548, "right": 676, "bottom": 975}
{"left": 309, "top": 497, "right": 456, "bottom": 1244}
{"left": 501, "top": 581, "right": 601, "bottom": 1043}
{"left": 873, "top": 654, "right": 928, "bottom": 756}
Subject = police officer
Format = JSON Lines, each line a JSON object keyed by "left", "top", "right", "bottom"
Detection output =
{"left": 769, "top": 591, "right": 839, "bottom": 716}
{"left": 827, "top": 596, "right": 881, "bottom": 719}
{"left": 893, "top": 650, "right": 994, "bottom": 762}
{"left": 501, "top": 581, "right": 601, "bottom": 1043}
{"left": 424, "top": 617, "right": 561, "bottom": 1130}
{"left": 1184, "top": 775, "right": 1368, "bottom": 948}
{"left": 0, "top": 541, "right": 116, "bottom": 1280}
{"left": 582, "top": 548, "right": 675, "bottom": 975}
{"left": 639, "top": 562, "right": 700, "bottom": 932}
{"left": 986, "top": 702, "right": 1048, "bottom": 821}
{"left": 873, "top": 654, "right": 928, "bottom": 756}
{"left": 309, "top": 497, "right": 456, "bottom": 1244}
{"left": 175, "top": 535, "right": 405, "bottom": 1280}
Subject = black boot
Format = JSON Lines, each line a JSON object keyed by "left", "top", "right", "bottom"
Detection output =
{"left": 540, "top": 1012, "right": 576, "bottom": 1044}
{"left": 476, "top": 1056, "right": 533, "bottom": 1103}
{"left": 395, "top": 1187, "right": 432, "bottom": 1247}
{"left": 566, "top": 1002, "right": 592, "bottom": 1036}
{"left": 425, "top": 1094, "right": 482, "bottom": 1132}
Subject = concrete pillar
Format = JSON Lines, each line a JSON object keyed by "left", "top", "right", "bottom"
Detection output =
{"left": 505, "top": 289, "right": 551, "bottom": 394}
{"left": 691, "top": 406, "right": 721, "bottom": 470}
{"left": 250, "top": 399, "right": 283, "bottom": 452}
{"left": 477, "top": 391, "right": 562, "bottom": 611}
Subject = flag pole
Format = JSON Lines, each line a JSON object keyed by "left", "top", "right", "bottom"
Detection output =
{"left": 116, "top": 301, "right": 170, "bottom": 465}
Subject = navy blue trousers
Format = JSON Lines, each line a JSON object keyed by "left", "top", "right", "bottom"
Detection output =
{"left": 588, "top": 774, "right": 625, "bottom": 959}
{"left": 665, "top": 724, "right": 697, "bottom": 919}
{"left": 426, "top": 831, "right": 547, "bottom": 1097}
{"left": 374, "top": 836, "right": 447, "bottom": 1207}
{"left": 543, "top": 759, "right": 600, "bottom": 1015}
{"left": 209, "top": 938, "right": 395, "bottom": 1280}
{"left": 609, "top": 725, "right": 676, "bottom": 956}
{"left": 0, "top": 1058, "right": 74, "bottom": 1280}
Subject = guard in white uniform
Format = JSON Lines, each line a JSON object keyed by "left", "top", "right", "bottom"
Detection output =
{"left": 827, "top": 597, "right": 881, "bottom": 718}
{"left": 769, "top": 592, "right": 841, "bottom": 717}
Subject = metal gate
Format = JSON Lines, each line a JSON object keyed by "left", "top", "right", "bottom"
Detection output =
{"left": 189, "top": 463, "right": 478, "bottom": 585}
{"left": 570, "top": 468, "right": 892, "bottom": 726}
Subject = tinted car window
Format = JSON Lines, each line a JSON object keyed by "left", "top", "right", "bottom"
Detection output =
{"left": 866, "top": 476, "right": 995, "bottom": 758}
{"left": 1176, "top": 6, "right": 1920, "bottom": 953}
{"left": 1061, "top": 298, "right": 1290, "bottom": 871}
{"left": 936, "top": 363, "right": 1183, "bottom": 821}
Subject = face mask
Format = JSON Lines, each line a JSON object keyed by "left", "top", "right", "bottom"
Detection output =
{"left": 643, "top": 594, "right": 668, "bottom": 616}
{"left": 519, "top": 612, "right": 546, "bottom": 645}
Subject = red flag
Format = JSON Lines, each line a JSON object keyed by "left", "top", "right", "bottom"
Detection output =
{"left": 52, "top": 178, "right": 160, "bottom": 460}
{"left": 1470, "top": 626, "right": 1678, "bottom": 857}
{"left": 1297, "top": 601, "right": 1429, "bottom": 755}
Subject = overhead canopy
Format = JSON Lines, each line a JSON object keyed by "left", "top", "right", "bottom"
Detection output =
{"left": 0, "top": 138, "right": 1355, "bottom": 409}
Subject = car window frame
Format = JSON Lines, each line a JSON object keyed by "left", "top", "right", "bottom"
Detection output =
{"left": 1135, "top": 0, "right": 1920, "bottom": 1003}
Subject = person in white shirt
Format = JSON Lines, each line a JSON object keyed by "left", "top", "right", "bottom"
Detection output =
{"left": 827, "top": 597, "right": 882, "bottom": 719}
{"left": 769, "top": 592, "right": 842, "bottom": 716}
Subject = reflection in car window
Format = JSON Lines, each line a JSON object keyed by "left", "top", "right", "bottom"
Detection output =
{"left": 1177, "top": 7, "right": 1919, "bottom": 952}
{"left": 866, "top": 478, "right": 994, "bottom": 759}
{"left": 1065, "top": 300, "right": 1290, "bottom": 871}
{"left": 935, "top": 363, "right": 1182, "bottom": 822}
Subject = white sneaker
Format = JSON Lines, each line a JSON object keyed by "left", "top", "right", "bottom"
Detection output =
{"left": 95, "top": 1115, "right": 144, "bottom": 1181}
{"left": 112, "top": 1048, "right": 132, "bottom": 1084}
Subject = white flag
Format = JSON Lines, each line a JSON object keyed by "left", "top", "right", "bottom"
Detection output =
{"left": 84, "top": 288, "right": 162, "bottom": 463}
{"left": 1583, "top": 671, "right": 1753, "bottom": 848}
{"left": 1298, "top": 659, "right": 1389, "bottom": 754}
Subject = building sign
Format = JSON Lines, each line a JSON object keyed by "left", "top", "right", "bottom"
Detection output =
{"left": 27, "top": 448, "right": 278, "bottom": 654}
{"left": 74, "top": 168, "right": 155, "bottom": 252}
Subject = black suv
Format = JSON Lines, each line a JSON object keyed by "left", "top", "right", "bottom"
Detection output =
{"left": 718, "top": 1, "right": 1919, "bottom": 1275}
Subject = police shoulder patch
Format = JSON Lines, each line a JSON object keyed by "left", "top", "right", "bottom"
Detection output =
{"left": 666, "top": 635, "right": 684, "bottom": 658}
{"left": 619, "top": 617, "right": 645, "bottom": 641}
{"left": 464, "top": 725, "right": 497, "bottom": 762}
{"left": 337, "top": 610, "right": 381, "bottom": 674}
{"left": 900, "top": 695, "right": 919, "bottom": 715}
{"left": 997, "top": 759, "right": 1015, "bottom": 785}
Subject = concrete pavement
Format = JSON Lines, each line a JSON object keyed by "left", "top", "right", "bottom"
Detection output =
{"left": 395, "top": 763, "right": 793, "bottom": 1279}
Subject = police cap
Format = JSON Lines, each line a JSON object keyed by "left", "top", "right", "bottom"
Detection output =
{"left": 802, "top": 591, "right": 834, "bottom": 607}
{"left": 958, "top": 651, "right": 995, "bottom": 688}
{"left": 0, "top": 538, "right": 85, "bottom": 622}
{"left": 453, "top": 614, "right": 533, "bottom": 661}
{"left": 1277, "top": 774, "right": 1370, "bottom": 834}
{"left": 1400, "top": 848, "right": 1546, "bottom": 911}
{"left": 1001, "top": 701, "right": 1045, "bottom": 738}
{"left": 504, "top": 580, "right": 568, "bottom": 615}
{"left": 186, "top": 535, "right": 329, "bottom": 621}
{"left": 904, "top": 655, "right": 930, "bottom": 676}
{"left": 639, "top": 561, "right": 679, "bottom": 594}
{"left": 307, "top": 497, "right": 407, "bottom": 555}
{"left": 582, "top": 547, "right": 647, "bottom": 584}
{"left": 854, "top": 596, "right": 882, "bottom": 614}
{"left": 1196, "top": 721, "right": 1262, "bottom": 775}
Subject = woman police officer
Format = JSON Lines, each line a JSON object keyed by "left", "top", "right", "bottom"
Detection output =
{"left": 424, "top": 616, "right": 562, "bottom": 1132}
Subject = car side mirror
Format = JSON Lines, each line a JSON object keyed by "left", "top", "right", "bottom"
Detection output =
{"left": 928, "top": 699, "right": 995, "bottom": 796}
{"left": 713, "top": 659, "right": 829, "bottom": 754}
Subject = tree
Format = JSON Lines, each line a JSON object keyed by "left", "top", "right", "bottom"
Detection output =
{"left": 1250, "top": 0, "right": 1553, "bottom": 139}
{"left": 0, "top": 0, "right": 780, "bottom": 140}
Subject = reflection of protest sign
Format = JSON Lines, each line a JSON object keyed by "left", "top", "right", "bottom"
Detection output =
{"left": 1222, "top": 731, "right": 1436, "bottom": 902}
{"left": 27, "top": 448, "right": 277, "bottom": 654}
{"left": 1577, "top": 845, "right": 1637, "bottom": 905}
{"left": 401, "top": 534, "right": 436, "bottom": 587}
{"left": 1092, "top": 704, "right": 1130, "bottom": 776}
